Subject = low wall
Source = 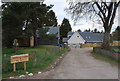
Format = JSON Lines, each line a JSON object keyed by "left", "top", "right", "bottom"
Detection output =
{"left": 81, "top": 43, "right": 102, "bottom": 48}
{"left": 93, "top": 47, "right": 120, "bottom": 61}
{"left": 111, "top": 41, "right": 120, "bottom": 46}
{"left": 81, "top": 41, "right": 120, "bottom": 48}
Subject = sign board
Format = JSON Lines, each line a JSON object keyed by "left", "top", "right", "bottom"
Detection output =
{"left": 11, "top": 54, "right": 29, "bottom": 64}
{"left": 11, "top": 54, "right": 29, "bottom": 72}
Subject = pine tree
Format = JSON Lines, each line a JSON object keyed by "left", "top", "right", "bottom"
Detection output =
{"left": 60, "top": 18, "right": 72, "bottom": 43}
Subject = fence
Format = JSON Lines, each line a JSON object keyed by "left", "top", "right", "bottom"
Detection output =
{"left": 111, "top": 41, "right": 120, "bottom": 46}
{"left": 81, "top": 41, "right": 120, "bottom": 48}
{"left": 93, "top": 47, "right": 120, "bottom": 61}
{"left": 2, "top": 47, "right": 66, "bottom": 73}
{"left": 81, "top": 43, "right": 102, "bottom": 48}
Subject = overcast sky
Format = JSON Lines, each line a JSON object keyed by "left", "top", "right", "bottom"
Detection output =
{"left": 1, "top": 1, "right": 119, "bottom": 32}
{"left": 44, "top": 0, "right": 119, "bottom": 33}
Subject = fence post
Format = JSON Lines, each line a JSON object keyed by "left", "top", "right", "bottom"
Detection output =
{"left": 50, "top": 48, "right": 52, "bottom": 56}
{"left": 54, "top": 47, "right": 56, "bottom": 54}
{"left": 33, "top": 51, "right": 37, "bottom": 67}
{"left": 4, "top": 54, "right": 8, "bottom": 71}
{"left": 45, "top": 48, "right": 47, "bottom": 60}
{"left": 59, "top": 47, "right": 60, "bottom": 52}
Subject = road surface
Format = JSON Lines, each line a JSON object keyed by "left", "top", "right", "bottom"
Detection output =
{"left": 17, "top": 48, "right": 118, "bottom": 79}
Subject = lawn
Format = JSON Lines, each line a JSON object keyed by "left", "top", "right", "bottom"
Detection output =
{"left": 114, "top": 50, "right": 120, "bottom": 53}
{"left": 2, "top": 45, "right": 68, "bottom": 78}
{"left": 91, "top": 52, "right": 120, "bottom": 66}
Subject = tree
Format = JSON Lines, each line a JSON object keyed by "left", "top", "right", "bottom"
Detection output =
{"left": 94, "top": 28, "right": 98, "bottom": 33}
{"left": 38, "top": 28, "right": 56, "bottom": 41}
{"left": 2, "top": 3, "right": 25, "bottom": 47}
{"left": 101, "top": 30, "right": 104, "bottom": 33}
{"left": 88, "top": 28, "right": 91, "bottom": 32}
{"left": 2, "top": 2, "right": 53, "bottom": 47}
{"left": 66, "top": 1, "right": 120, "bottom": 49}
{"left": 84, "top": 28, "right": 91, "bottom": 32}
{"left": 45, "top": 10, "right": 58, "bottom": 26}
{"left": 60, "top": 18, "right": 72, "bottom": 43}
{"left": 84, "top": 29, "right": 89, "bottom": 32}
{"left": 77, "top": 29, "right": 81, "bottom": 32}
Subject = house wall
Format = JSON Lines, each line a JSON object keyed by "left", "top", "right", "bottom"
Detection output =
{"left": 67, "top": 32, "right": 85, "bottom": 48}
{"left": 37, "top": 38, "right": 58, "bottom": 45}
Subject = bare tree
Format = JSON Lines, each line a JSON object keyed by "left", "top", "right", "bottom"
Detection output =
{"left": 66, "top": 0, "right": 120, "bottom": 49}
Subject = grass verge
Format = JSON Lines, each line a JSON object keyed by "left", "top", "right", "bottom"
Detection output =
{"left": 114, "top": 50, "right": 120, "bottom": 53}
{"left": 2, "top": 45, "right": 68, "bottom": 78}
{"left": 91, "top": 52, "right": 120, "bottom": 66}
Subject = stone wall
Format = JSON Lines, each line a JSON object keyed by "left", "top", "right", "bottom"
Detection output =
{"left": 93, "top": 47, "right": 120, "bottom": 61}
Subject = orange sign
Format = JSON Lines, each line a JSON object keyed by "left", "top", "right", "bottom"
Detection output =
{"left": 11, "top": 54, "right": 29, "bottom": 64}
{"left": 11, "top": 54, "right": 29, "bottom": 72}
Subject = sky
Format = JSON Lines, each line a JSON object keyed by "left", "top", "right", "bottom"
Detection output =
{"left": 44, "top": 0, "right": 119, "bottom": 33}
{"left": 0, "top": 1, "right": 119, "bottom": 32}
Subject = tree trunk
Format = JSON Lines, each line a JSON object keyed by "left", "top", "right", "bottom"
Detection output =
{"left": 102, "top": 31, "right": 111, "bottom": 50}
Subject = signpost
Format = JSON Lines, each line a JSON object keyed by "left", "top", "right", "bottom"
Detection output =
{"left": 11, "top": 54, "right": 29, "bottom": 72}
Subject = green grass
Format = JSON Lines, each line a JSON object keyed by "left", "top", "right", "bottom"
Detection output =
{"left": 91, "top": 52, "right": 120, "bottom": 66}
{"left": 2, "top": 45, "right": 68, "bottom": 78}
{"left": 114, "top": 50, "right": 120, "bottom": 53}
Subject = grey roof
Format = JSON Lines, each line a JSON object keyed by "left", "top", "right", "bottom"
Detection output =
{"left": 47, "top": 26, "right": 59, "bottom": 34}
{"left": 68, "top": 32, "right": 104, "bottom": 42}
{"left": 62, "top": 38, "right": 68, "bottom": 43}
{"left": 47, "top": 26, "right": 60, "bottom": 37}
{"left": 67, "top": 32, "right": 74, "bottom": 36}
{"left": 79, "top": 32, "right": 104, "bottom": 42}
{"left": 36, "top": 26, "right": 60, "bottom": 38}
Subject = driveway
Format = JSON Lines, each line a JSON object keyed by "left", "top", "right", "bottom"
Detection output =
{"left": 18, "top": 48, "right": 118, "bottom": 79}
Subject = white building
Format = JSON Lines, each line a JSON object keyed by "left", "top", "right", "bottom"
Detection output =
{"left": 63, "top": 31, "right": 104, "bottom": 48}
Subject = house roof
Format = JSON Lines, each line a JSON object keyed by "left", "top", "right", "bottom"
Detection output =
{"left": 79, "top": 32, "right": 104, "bottom": 42}
{"left": 47, "top": 26, "right": 59, "bottom": 35}
{"left": 37, "top": 26, "right": 60, "bottom": 38}
{"left": 62, "top": 38, "right": 68, "bottom": 43}
{"left": 47, "top": 26, "right": 60, "bottom": 37}
{"left": 68, "top": 32, "right": 104, "bottom": 42}
{"left": 67, "top": 32, "right": 74, "bottom": 36}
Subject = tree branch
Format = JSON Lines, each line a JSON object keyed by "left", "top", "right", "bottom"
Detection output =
{"left": 98, "top": 12, "right": 105, "bottom": 24}
{"left": 95, "top": 2, "right": 106, "bottom": 19}
{"left": 109, "top": 3, "right": 117, "bottom": 29}
{"left": 117, "top": 1, "right": 120, "bottom": 7}
{"left": 103, "top": 2, "right": 109, "bottom": 9}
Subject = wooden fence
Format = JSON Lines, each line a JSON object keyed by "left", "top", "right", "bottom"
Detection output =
{"left": 81, "top": 43, "right": 102, "bottom": 48}
{"left": 81, "top": 41, "right": 120, "bottom": 48}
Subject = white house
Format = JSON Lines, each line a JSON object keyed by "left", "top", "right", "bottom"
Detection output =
{"left": 63, "top": 31, "right": 104, "bottom": 48}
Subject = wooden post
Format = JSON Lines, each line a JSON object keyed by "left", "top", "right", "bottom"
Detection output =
{"left": 4, "top": 54, "right": 8, "bottom": 71}
{"left": 54, "top": 48, "right": 56, "bottom": 54}
{"left": 13, "top": 63, "right": 16, "bottom": 72}
{"left": 33, "top": 51, "right": 36, "bottom": 67}
{"left": 50, "top": 48, "right": 52, "bottom": 56}
{"left": 45, "top": 48, "right": 46, "bottom": 60}
{"left": 24, "top": 62, "right": 26, "bottom": 72}
{"left": 49, "top": 49, "right": 51, "bottom": 56}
